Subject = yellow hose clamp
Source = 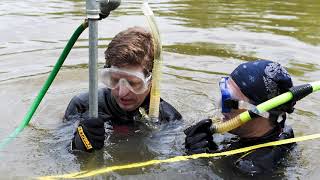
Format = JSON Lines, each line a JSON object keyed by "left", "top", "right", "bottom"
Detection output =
{"left": 77, "top": 126, "right": 93, "bottom": 151}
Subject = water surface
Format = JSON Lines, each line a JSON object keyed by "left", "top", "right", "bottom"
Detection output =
{"left": 0, "top": 0, "right": 319, "bottom": 179}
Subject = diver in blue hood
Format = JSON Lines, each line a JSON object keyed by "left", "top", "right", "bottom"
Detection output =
{"left": 185, "top": 60, "right": 296, "bottom": 175}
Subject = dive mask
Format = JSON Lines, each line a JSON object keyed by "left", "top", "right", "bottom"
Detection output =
{"left": 219, "top": 77, "right": 233, "bottom": 113}
{"left": 100, "top": 66, "right": 152, "bottom": 94}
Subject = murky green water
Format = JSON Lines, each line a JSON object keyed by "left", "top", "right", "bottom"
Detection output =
{"left": 0, "top": 0, "right": 319, "bottom": 179}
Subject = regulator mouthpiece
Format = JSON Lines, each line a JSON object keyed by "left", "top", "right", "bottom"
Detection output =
{"left": 99, "top": 0, "right": 121, "bottom": 19}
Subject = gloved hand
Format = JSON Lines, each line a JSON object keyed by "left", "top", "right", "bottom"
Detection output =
{"left": 72, "top": 117, "right": 105, "bottom": 152}
{"left": 184, "top": 119, "right": 217, "bottom": 154}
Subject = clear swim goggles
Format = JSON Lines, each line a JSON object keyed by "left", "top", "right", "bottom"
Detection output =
{"left": 100, "top": 66, "right": 152, "bottom": 94}
{"left": 219, "top": 77, "right": 270, "bottom": 118}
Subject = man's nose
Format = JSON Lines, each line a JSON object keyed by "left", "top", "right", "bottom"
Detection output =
{"left": 118, "top": 83, "right": 130, "bottom": 97}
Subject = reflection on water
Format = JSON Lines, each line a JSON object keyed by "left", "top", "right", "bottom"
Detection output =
{"left": 0, "top": 0, "right": 320, "bottom": 179}
{"left": 164, "top": 42, "right": 258, "bottom": 61}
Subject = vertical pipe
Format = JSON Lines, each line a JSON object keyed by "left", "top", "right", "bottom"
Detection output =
{"left": 86, "top": 0, "right": 99, "bottom": 118}
{"left": 88, "top": 20, "right": 98, "bottom": 118}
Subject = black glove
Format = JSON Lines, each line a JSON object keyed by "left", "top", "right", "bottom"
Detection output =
{"left": 184, "top": 119, "right": 217, "bottom": 154}
{"left": 72, "top": 117, "right": 105, "bottom": 152}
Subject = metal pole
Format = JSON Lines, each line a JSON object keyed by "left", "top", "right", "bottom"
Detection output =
{"left": 86, "top": 0, "right": 99, "bottom": 118}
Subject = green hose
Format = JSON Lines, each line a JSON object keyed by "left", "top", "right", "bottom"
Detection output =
{"left": 212, "top": 81, "right": 320, "bottom": 133}
{"left": 0, "top": 21, "right": 88, "bottom": 150}
{"left": 311, "top": 81, "right": 320, "bottom": 92}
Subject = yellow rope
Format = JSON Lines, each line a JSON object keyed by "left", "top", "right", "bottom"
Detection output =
{"left": 38, "top": 133, "right": 320, "bottom": 179}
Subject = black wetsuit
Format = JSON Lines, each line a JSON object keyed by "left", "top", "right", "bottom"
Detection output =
{"left": 219, "top": 125, "right": 295, "bottom": 175}
{"left": 64, "top": 88, "right": 182, "bottom": 150}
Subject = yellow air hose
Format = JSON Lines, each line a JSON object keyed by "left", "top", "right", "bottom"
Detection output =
{"left": 212, "top": 115, "right": 244, "bottom": 133}
{"left": 142, "top": 1, "right": 162, "bottom": 122}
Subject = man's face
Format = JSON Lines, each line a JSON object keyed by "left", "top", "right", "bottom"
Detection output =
{"left": 221, "top": 78, "right": 273, "bottom": 138}
{"left": 110, "top": 65, "right": 151, "bottom": 111}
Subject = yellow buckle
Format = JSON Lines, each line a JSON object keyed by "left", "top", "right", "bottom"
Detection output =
{"left": 77, "top": 126, "right": 93, "bottom": 150}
